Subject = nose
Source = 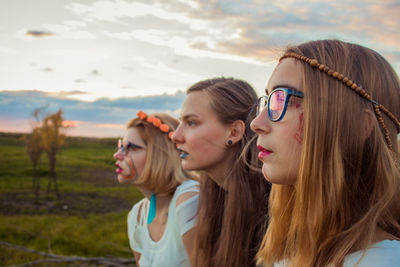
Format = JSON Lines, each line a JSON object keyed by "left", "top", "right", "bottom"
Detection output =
{"left": 250, "top": 109, "right": 271, "bottom": 135}
{"left": 113, "top": 149, "right": 124, "bottom": 160}
{"left": 171, "top": 123, "right": 184, "bottom": 144}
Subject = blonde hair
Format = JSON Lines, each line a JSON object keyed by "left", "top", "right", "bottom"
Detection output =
{"left": 127, "top": 113, "right": 192, "bottom": 195}
{"left": 257, "top": 40, "right": 400, "bottom": 266}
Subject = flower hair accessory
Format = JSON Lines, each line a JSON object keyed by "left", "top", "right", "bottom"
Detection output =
{"left": 137, "top": 110, "right": 174, "bottom": 140}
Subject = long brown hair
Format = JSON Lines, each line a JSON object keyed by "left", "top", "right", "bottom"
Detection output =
{"left": 257, "top": 40, "right": 400, "bottom": 266}
{"left": 189, "top": 77, "right": 271, "bottom": 267}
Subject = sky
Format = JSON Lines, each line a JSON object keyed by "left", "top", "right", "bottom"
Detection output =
{"left": 0, "top": 0, "right": 399, "bottom": 137}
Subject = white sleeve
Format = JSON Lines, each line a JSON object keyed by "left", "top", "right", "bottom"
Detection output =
{"left": 175, "top": 192, "right": 199, "bottom": 236}
{"left": 127, "top": 201, "right": 144, "bottom": 253}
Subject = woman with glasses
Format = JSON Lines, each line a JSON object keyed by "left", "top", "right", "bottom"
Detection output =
{"left": 251, "top": 39, "right": 400, "bottom": 266}
{"left": 113, "top": 111, "right": 199, "bottom": 267}
{"left": 172, "top": 77, "right": 271, "bottom": 267}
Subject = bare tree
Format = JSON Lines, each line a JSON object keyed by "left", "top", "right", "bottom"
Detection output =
{"left": 22, "top": 106, "right": 49, "bottom": 203}
{"left": 23, "top": 127, "right": 43, "bottom": 203}
{"left": 40, "top": 109, "right": 67, "bottom": 201}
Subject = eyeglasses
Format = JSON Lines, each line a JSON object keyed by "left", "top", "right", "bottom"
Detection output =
{"left": 117, "top": 139, "right": 144, "bottom": 155}
{"left": 256, "top": 87, "right": 304, "bottom": 122}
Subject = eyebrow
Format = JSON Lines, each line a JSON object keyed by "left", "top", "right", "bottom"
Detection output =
{"left": 265, "top": 84, "right": 300, "bottom": 94}
{"left": 123, "top": 141, "right": 145, "bottom": 149}
{"left": 180, "top": 113, "right": 199, "bottom": 121}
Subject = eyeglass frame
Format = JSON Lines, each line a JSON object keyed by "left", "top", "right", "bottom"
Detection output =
{"left": 256, "top": 87, "right": 304, "bottom": 122}
{"left": 117, "top": 139, "right": 145, "bottom": 155}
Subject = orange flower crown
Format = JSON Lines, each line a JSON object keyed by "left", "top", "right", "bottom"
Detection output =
{"left": 137, "top": 110, "right": 174, "bottom": 140}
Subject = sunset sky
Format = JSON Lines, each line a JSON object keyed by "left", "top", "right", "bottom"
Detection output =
{"left": 1, "top": 0, "right": 399, "bottom": 137}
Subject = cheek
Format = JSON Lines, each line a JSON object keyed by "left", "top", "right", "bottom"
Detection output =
{"left": 293, "top": 112, "right": 304, "bottom": 144}
{"left": 189, "top": 130, "right": 223, "bottom": 152}
{"left": 124, "top": 153, "right": 146, "bottom": 176}
{"left": 191, "top": 140, "right": 224, "bottom": 163}
{"left": 135, "top": 156, "right": 147, "bottom": 174}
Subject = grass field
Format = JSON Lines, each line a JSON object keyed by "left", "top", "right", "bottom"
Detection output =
{"left": 1, "top": 131, "right": 398, "bottom": 266}
{"left": 0, "top": 132, "right": 143, "bottom": 266}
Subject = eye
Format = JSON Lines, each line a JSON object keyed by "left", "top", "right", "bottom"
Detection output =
{"left": 287, "top": 96, "right": 302, "bottom": 107}
{"left": 126, "top": 142, "right": 143, "bottom": 152}
{"left": 187, "top": 120, "right": 196, "bottom": 127}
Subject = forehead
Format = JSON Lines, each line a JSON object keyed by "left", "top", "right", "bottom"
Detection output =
{"left": 266, "top": 58, "right": 303, "bottom": 93}
{"left": 124, "top": 127, "right": 145, "bottom": 145}
{"left": 181, "top": 91, "right": 217, "bottom": 119}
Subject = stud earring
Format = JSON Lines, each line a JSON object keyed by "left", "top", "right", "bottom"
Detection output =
{"left": 227, "top": 140, "right": 233, "bottom": 145}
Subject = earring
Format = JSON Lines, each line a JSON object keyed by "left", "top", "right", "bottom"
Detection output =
{"left": 227, "top": 140, "right": 233, "bottom": 145}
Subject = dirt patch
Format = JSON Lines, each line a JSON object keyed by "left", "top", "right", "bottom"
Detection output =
{"left": 66, "top": 169, "right": 119, "bottom": 187}
{"left": 0, "top": 191, "right": 132, "bottom": 216}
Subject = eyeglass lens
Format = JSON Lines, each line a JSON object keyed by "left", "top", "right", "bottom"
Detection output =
{"left": 117, "top": 139, "right": 144, "bottom": 155}
{"left": 257, "top": 90, "right": 287, "bottom": 120}
{"left": 256, "top": 97, "right": 267, "bottom": 116}
{"left": 268, "top": 90, "right": 286, "bottom": 121}
{"left": 117, "top": 139, "right": 125, "bottom": 154}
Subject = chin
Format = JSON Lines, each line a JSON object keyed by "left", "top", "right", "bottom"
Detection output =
{"left": 181, "top": 163, "right": 194, "bottom": 171}
{"left": 263, "top": 165, "right": 295, "bottom": 185}
{"left": 118, "top": 175, "right": 134, "bottom": 184}
{"left": 181, "top": 161, "right": 202, "bottom": 172}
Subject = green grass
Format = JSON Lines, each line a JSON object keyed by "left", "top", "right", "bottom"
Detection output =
{"left": 0, "top": 132, "right": 143, "bottom": 266}
{"left": 0, "top": 213, "right": 130, "bottom": 256}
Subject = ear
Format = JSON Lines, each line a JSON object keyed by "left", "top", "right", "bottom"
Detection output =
{"left": 227, "top": 120, "right": 245, "bottom": 144}
{"left": 362, "top": 108, "right": 375, "bottom": 142}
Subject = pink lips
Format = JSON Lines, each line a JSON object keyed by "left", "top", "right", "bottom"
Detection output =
{"left": 115, "top": 163, "right": 123, "bottom": 174}
{"left": 257, "top": 145, "right": 272, "bottom": 160}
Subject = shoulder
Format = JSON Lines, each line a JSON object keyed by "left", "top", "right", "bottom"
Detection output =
{"left": 175, "top": 180, "right": 199, "bottom": 207}
{"left": 369, "top": 239, "right": 400, "bottom": 257}
{"left": 172, "top": 180, "right": 200, "bottom": 236}
{"left": 128, "top": 198, "right": 148, "bottom": 225}
{"left": 344, "top": 240, "right": 400, "bottom": 266}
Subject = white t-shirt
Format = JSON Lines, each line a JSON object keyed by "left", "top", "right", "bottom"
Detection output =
{"left": 274, "top": 240, "right": 400, "bottom": 267}
{"left": 127, "top": 179, "right": 199, "bottom": 267}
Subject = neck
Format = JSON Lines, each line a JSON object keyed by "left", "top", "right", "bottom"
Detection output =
{"left": 204, "top": 154, "right": 233, "bottom": 191}
{"left": 154, "top": 193, "right": 173, "bottom": 212}
{"left": 139, "top": 187, "right": 172, "bottom": 211}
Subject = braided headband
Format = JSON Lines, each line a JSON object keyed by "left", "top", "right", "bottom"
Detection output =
{"left": 137, "top": 110, "right": 174, "bottom": 140}
{"left": 280, "top": 52, "right": 400, "bottom": 151}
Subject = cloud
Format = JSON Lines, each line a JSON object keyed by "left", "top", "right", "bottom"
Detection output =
{"left": 39, "top": 23, "right": 96, "bottom": 40}
{"left": 0, "top": 117, "right": 125, "bottom": 138}
{"left": 18, "top": 21, "right": 95, "bottom": 41}
{"left": 106, "top": 28, "right": 262, "bottom": 65}
{"left": 59, "top": 0, "right": 400, "bottom": 69}
{"left": 0, "top": 117, "right": 31, "bottom": 134}
{"left": 64, "top": 121, "right": 125, "bottom": 137}
{"left": 68, "top": 1, "right": 261, "bottom": 64}
{"left": 66, "top": 0, "right": 207, "bottom": 28}
{"left": 0, "top": 89, "right": 188, "bottom": 137}
{"left": 56, "top": 90, "right": 88, "bottom": 97}
{"left": 62, "top": 120, "right": 79, "bottom": 127}
{"left": 26, "top": 30, "right": 54, "bottom": 38}
{"left": 90, "top": 69, "right": 101, "bottom": 76}
{"left": 0, "top": 89, "right": 186, "bottom": 125}
{"left": 16, "top": 0, "right": 400, "bottom": 65}
{"left": 95, "top": 123, "right": 125, "bottom": 129}
{"left": 2, "top": 0, "right": 399, "bottom": 108}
